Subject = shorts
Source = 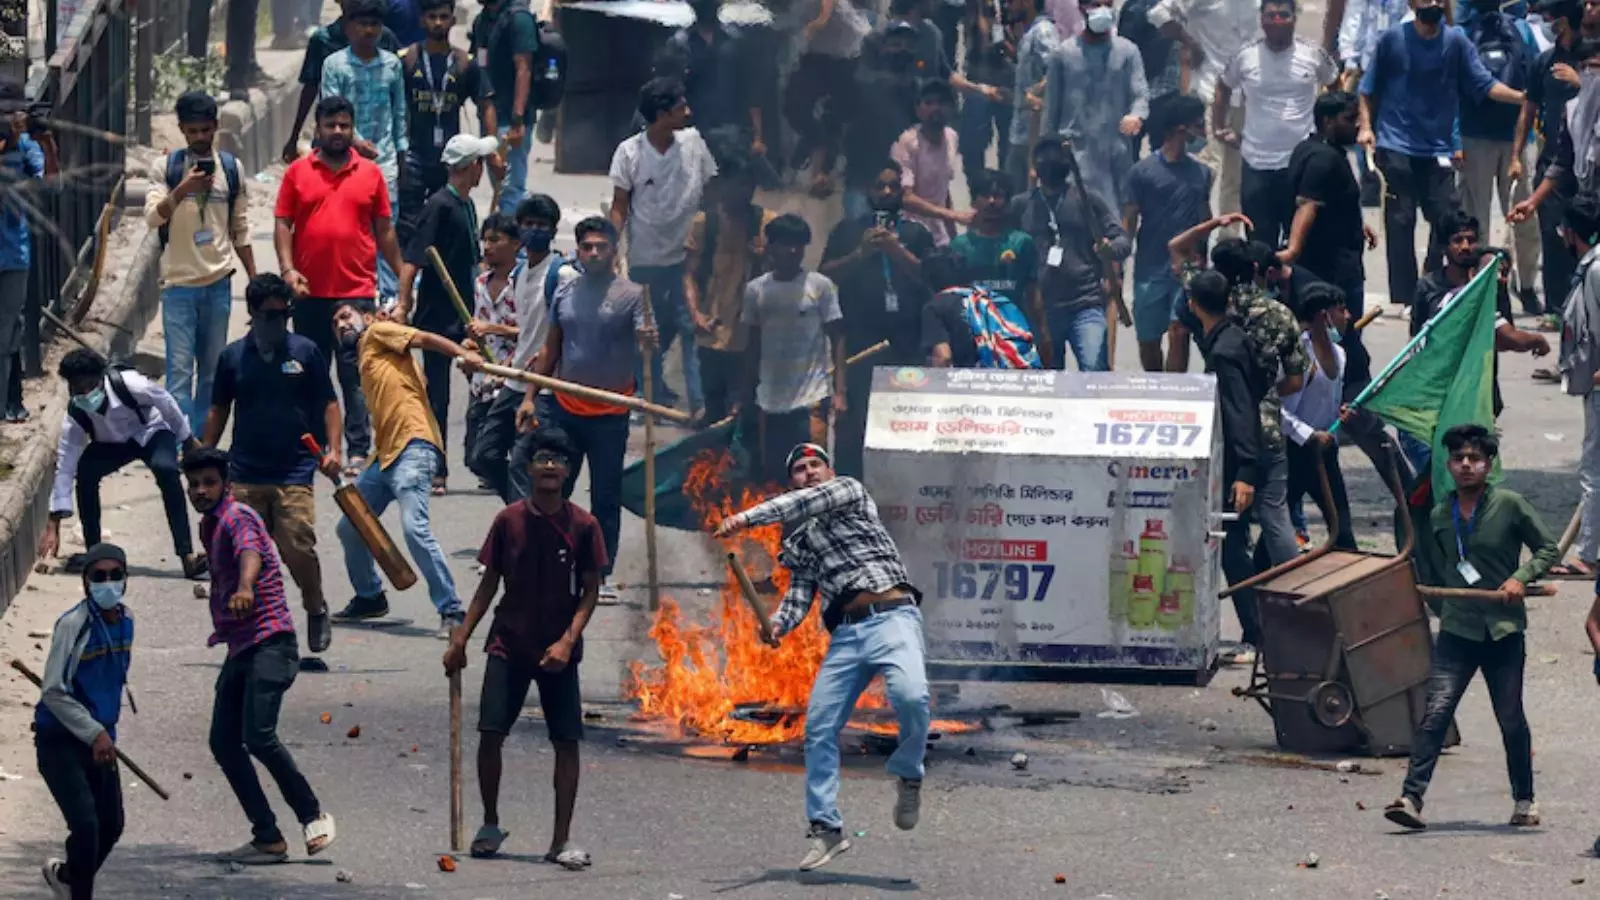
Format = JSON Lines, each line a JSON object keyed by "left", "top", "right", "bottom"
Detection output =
{"left": 230, "top": 483, "right": 317, "bottom": 558}
{"left": 1132, "top": 275, "right": 1185, "bottom": 344}
{"left": 477, "top": 652, "right": 584, "bottom": 742}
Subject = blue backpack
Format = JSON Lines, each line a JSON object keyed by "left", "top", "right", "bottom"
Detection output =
{"left": 953, "top": 287, "right": 1042, "bottom": 369}
{"left": 160, "top": 149, "right": 240, "bottom": 248}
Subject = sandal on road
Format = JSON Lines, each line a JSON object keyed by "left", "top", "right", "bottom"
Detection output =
{"left": 1547, "top": 560, "right": 1596, "bottom": 580}
{"left": 304, "top": 813, "right": 336, "bottom": 856}
{"left": 217, "top": 842, "right": 289, "bottom": 865}
{"left": 546, "top": 846, "right": 591, "bottom": 870}
{"left": 471, "top": 824, "right": 509, "bottom": 858}
{"left": 1532, "top": 367, "right": 1562, "bottom": 383}
{"left": 343, "top": 457, "right": 367, "bottom": 479}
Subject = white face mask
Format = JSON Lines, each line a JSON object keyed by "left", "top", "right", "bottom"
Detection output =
{"left": 1086, "top": 6, "right": 1115, "bottom": 33}
{"left": 89, "top": 580, "right": 125, "bottom": 610}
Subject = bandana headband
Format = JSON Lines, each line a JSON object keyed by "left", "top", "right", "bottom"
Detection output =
{"left": 785, "top": 443, "right": 831, "bottom": 473}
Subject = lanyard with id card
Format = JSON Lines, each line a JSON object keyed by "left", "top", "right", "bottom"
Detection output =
{"left": 1035, "top": 190, "right": 1063, "bottom": 268}
{"left": 421, "top": 52, "right": 450, "bottom": 147}
{"left": 1452, "top": 497, "right": 1482, "bottom": 585}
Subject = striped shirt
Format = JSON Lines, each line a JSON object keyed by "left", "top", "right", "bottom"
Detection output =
{"left": 320, "top": 47, "right": 409, "bottom": 188}
{"left": 737, "top": 477, "right": 915, "bottom": 636}
{"left": 203, "top": 495, "right": 294, "bottom": 656}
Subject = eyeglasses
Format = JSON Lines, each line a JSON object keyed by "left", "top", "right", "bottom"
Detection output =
{"left": 88, "top": 569, "right": 126, "bottom": 583}
{"left": 530, "top": 451, "right": 567, "bottom": 466}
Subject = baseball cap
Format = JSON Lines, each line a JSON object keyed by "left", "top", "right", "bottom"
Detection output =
{"left": 885, "top": 18, "right": 917, "bottom": 35}
{"left": 441, "top": 134, "right": 500, "bottom": 168}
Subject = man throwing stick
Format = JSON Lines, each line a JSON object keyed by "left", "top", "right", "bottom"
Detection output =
{"left": 714, "top": 443, "right": 930, "bottom": 871}
{"left": 443, "top": 428, "right": 602, "bottom": 869}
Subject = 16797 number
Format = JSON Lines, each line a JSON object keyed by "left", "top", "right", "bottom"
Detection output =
{"left": 931, "top": 561, "right": 1055, "bottom": 602}
{"left": 1093, "top": 422, "right": 1202, "bottom": 447}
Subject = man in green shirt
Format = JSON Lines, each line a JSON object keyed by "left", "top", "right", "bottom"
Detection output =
{"left": 1385, "top": 424, "right": 1558, "bottom": 832}
{"left": 470, "top": 0, "right": 540, "bottom": 216}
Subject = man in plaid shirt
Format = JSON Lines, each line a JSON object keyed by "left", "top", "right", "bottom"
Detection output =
{"left": 184, "top": 447, "right": 336, "bottom": 864}
{"left": 715, "top": 442, "right": 930, "bottom": 872}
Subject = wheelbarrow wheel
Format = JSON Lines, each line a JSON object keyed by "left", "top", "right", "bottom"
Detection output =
{"left": 1308, "top": 681, "right": 1355, "bottom": 729}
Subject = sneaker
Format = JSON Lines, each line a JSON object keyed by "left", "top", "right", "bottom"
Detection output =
{"left": 1518, "top": 287, "right": 1544, "bottom": 316}
{"left": 894, "top": 778, "right": 922, "bottom": 830}
{"left": 41, "top": 857, "right": 67, "bottom": 899}
{"left": 182, "top": 553, "right": 210, "bottom": 581}
{"left": 438, "top": 612, "right": 465, "bottom": 640}
{"left": 1295, "top": 531, "right": 1312, "bottom": 551}
{"left": 307, "top": 612, "right": 332, "bottom": 653}
{"left": 5, "top": 404, "right": 29, "bottom": 423}
{"left": 333, "top": 592, "right": 390, "bottom": 620}
{"left": 598, "top": 581, "right": 619, "bottom": 603}
{"left": 798, "top": 824, "right": 851, "bottom": 871}
{"left": 1384, "top": 796, "right": 1426, "bottom": 830}
{"left": 1510, "top": 799, "right": 1540, "bottom": 827}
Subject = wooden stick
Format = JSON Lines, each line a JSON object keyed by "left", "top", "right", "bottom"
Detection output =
{"left": 1354, "top": 306, "right": 1383, "bottom": 330}
{"left": 472, "top": 362, "right": 693, "bottom": 423}
{"left": 845, "top": 340, "right": 891, "bottom": 367}
{"left": 727, "top": 553, "right": 775, "bottom": 646}
{"left": 425, "top": 246, "right": 498, "bottom": 365}
{"left": 641, "top": 286, "right": 661, "bottom": 613}
{"left": 448, "top": 668, "right": 463, "bottom": 853}
{"left": 8, "top": 659, "right": 170, "bottom": 800}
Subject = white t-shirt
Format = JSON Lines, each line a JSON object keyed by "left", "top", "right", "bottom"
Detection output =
{"left": 1221, "top": 38, "right": 1337, "bottom": 170}
{"left": 740, "top": 271, "right": 843, "bottom": 414}
{"left": 506, "top": 251, "right": 578, "bottom": 395}
{"left": 608, "top": 128, "right": 719, "bottom": 268}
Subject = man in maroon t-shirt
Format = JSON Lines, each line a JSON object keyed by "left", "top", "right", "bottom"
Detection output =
{"left": 443, "top": 427, "right": 604, "bottom": 868}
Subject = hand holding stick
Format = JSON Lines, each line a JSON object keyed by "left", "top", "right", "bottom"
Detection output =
{"left": 9, "top": 659, "right": 170, "bottom": 800}
{"left": 727, "top": 553, "right": 777, "bottom": 646}
{"left": 448, "top": 668, "right": 463, "bottom": 853}
{"left": 425, "top": 246, "right": 498, "bottom": 365}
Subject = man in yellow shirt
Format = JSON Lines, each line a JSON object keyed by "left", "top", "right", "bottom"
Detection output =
{"left": 329, "top": 301, "right": 484, "bottom": 636}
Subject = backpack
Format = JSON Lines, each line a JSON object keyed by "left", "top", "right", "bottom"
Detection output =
{"left": 1118, "top": 0, "right": 1173, "bottom": 87}
{"left": 66, "top": 366, "right": 150, "bottom": 437}
{"left": 160, "top": 150, "right": 240, "bottom": 248}
{"left": 542, "top": 250, "right": 572, "bottom": 305}
{"left": 486, "top": 0, "right": 566, "bottom": 111}
{"left": 954, "top": 288, "right": 1042, "bottom": 369}
{"left": 1467, "top": 13, "right": 1535, "bottom": 93}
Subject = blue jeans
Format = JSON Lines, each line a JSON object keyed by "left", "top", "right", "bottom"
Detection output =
{"left": 804, "top": 605, "right": 930, "bottom": 831}
{"left": 529, "top": 394, "right": 628, "bottom": 577}
{"left": 1045, "top": 304, "right": 1108, "bottom": 372}
{"left": 630, "top": 262, "right": 703, "bottom": 413}
{"left": 376, "top": 179, "right": 399, "bottom": 302}
{"left": 495, "top": 125, "right": 531, "bottom": 217}
{"left": 162, "top": 277, "right": 233, "bottom": 431}
{"left": 335, "top": 439, "right": 462, "bottom": 616}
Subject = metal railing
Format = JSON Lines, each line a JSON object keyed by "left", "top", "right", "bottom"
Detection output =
{"left": 22, "top": 0, "right": 128, "bottom": 375}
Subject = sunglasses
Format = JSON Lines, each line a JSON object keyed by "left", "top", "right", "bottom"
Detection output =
{"left": 530, "top": 451, "right": 568, "bottom": 466}
{"left": 88, "top": 569, "right": 126, "bottom": 583}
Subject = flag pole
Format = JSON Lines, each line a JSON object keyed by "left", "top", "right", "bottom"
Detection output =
{"left": 1329, "top": 260, "right": 1500, "bottom": 436}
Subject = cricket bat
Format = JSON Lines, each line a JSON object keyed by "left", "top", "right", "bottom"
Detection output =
{"left": 301, "top": 434, "right": 419, "bottom": 591}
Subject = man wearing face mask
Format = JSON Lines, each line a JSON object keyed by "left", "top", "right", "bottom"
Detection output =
{"left": 34, "top": 542, "right": 132, "bottom": 900}
{"left": 841, "top": 21, "right": 923, "bottom": 222}
{"left": 204, "top": 274, "right": 344, "bottom": 656}
{"left": 821, "top": 158, "right": 935, "bottom": 477}
{"left": 39, "top": 350, "right": 202, "bottom": 580}
{"left": 1004, "top": 0, "right": 1060, "bottom": 190}
{"left": 1041, "top": 0, "right": 1149, "bottom": 212}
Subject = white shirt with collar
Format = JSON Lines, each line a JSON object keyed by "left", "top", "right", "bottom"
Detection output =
{"left": 51, "top": 370, "right": 190, "bottom": 515}
{"left": 1147, "top": 0, "right": 1263, "bottom": 102}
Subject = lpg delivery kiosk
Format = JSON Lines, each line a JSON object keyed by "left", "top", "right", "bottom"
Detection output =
{"left": 863, "top": 368, "right": 1226, "bottom": 682}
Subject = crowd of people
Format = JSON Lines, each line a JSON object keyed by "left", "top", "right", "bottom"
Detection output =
{"left": 35, "top": 0, "right": 1600, "bottom": 891}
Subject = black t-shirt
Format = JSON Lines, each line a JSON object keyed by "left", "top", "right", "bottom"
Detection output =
{"left": 655, "top": 25, "right": 751, "bottom": 133}
{"left": 821, "top": 214, "right": 936, "bottom": 358}
{"left": 212, "top": 334, "right": 337, "bottom": 485}
{"left": 962, "top": 2, "right": 1013, "bottom": 86}
{"left": 1529, "top": 43, "right": 1582, "bottom": 167}
{"left": 403, "top": 186, "right": 480, "bottom": 335}
{"left": 1286, "top": 136, "right": 1364, "bottom": 280}
{"left": 402, "top": 48, "right": 491, "bottom": 167}
{"left": 842, "top": 66, "right": 920, "bottom": 189}
{"left": 921, "top": 288, "right": 979, "bottom": 367}
{"left": 1275, "top": 263, "right": 1328, "bottom": 319}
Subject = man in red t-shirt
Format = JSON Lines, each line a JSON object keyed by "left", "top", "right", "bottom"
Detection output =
{"left": 273, "top": 95, "right": 404, "bottom": 474}
{"left": 443, "top": 426, "right": 604, "bottom": 869}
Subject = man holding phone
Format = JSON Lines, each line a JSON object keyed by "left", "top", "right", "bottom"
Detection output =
{"left": 145, "top": 91, "right": 255, "bottom": 433}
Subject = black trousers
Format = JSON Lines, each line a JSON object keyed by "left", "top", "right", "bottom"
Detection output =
{"left": 468, "top": 387, "right": 529, "bottom": 505}
{"left": 292, "top": 299, "right": 373, "bottom": 459}
{"left": 77, "top": 430, "right": 193, "bottom": 557}
{"left": 1401, "top": 631, "right": 1533, "bottom": 804}
{"left": 1241, "top": 162, "right": 1292, "bottom": 251}
{"left": 696, "top": 345, "right": 747, "bottom": 427}
{"left": 37, "top": 732, "right": 123, "bottom": 900}
{"left": 783, "top": 53, "right": 857, "bottom": 172}
{"left": 1376, "top": 149, "right": 1459, "bottom": 306}
{"left": 421, "top": 338, "right": 465, "bottom": 480}
{"left": 1535, "top": 163, "right": 1576, "bottom": 311}
{"left": 210, "top": 633, "right": 322, "bottom": 845}
{"left": 399, "top": 156, "right": 449, "bottom": 249}
{"left": 223, "top": 0, "right": 261, "bottom": 91}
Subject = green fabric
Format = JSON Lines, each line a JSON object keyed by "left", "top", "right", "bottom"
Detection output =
{"left": 469, "top": 4, "right": 539, "bottom": 120}
{"left": 619, "top": 419, "right": 755, "bottom": 532}
{"left": 1421, "top": 487, "right": 1559, "bottom": 641}
{"left": 1362, "top": 264, "right": 1500, "bottom": 498}
{"left": 948, "top": 229, "right": 1038, "bottom": 301}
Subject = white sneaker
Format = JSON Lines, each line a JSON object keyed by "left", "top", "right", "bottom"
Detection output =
{"left": 894, "top": 778, "right": 922, "bottom": 830}
{"left": 798, "top": 825, "right": 851, "bottom": 871}
{"left": 1511, "top": 799, "right": 1540, "bottom": 826}
{"left": 41, "top": 857, "right": 68, "bottom": 899}
{"left": 598, "top": 581, "right": 619, "bottom": 603}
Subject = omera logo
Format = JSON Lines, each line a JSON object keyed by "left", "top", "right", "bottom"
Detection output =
{"left": 1106, "top": 461, "right": 1196, "bottom": 481}
{"left": 892, "top": 367, "right": 929, "bottom": 389}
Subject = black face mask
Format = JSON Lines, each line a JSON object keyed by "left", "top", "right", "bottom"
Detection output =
{"left": 870, "top": 191, "right": 903, "bottom": 213}
{"left": 1415, "top": 6, "right": 1445, "bottom": 24}
{"left": 1036, "top": 160, "right": 1069, "bottom": 185}
{"left": 251, "top": 313, "right": 289, "bottom": 355}
{"left": 881, "top": 49, "right": 915, "bottom": 70}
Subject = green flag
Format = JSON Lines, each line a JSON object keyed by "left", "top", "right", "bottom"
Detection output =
{"left": 1354, "top": 262, "right": 1501, "bottom": 497}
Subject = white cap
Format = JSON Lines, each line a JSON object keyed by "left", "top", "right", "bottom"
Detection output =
{"left": 441, "top": 134, "right": 500, "bottom": 168}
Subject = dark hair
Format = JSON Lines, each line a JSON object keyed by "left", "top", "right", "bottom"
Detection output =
{"left": 704, "top": 125, "right": 753, "bottom": 180}
{"left": 58, "top": 348, "right": 108, "bottom": 381}
{"left": 1188, "top": 270, "right": 1231, "bottom": 315}
{"left": 174, "top": 90, "right": 219, "bottom": 125}
{"left": 876, "top": 159, "right": 904, "bottom": 180}
{"left": 343, "top": 0, "right": 386, "bottom": 22}
{"left": 764, "top": 213, "right": 812, "bottom": 247}
{"left": 0, "top": 116, "right": 16, "bottom": 149}
{"left": 920, "top": 247, "right": 969, "bottom": 291}
{"left": 419, "top": 0, "right": 454, "bottom": 13}
{"left": 917, "top": 77, "right": 956, "bottom": 105}
{"left": 1261, "top": 0, "right": 1295, "bottom": 12}
{"left": 181, "top": 446, "right": 232, "bottom": 480}
{"left": 968, "top": 168, "right": 1011, "bottom": 200}
{"left": 1547, "top": 0, "right": 1584, "bottom": 32}
{"left": 1246, "top": 240, "right": 1281, "bottom": 276}
{"left": 1564, "top": 191, "right": 1600, "bottom": 243}
{"left": 638, "top": 76, "right": 687, "bottom": 124}
{"left": 574, "top": 216, "right": 617, "bottom": 244}
{"left": 1032, "top": 135, "right": 1067, "bottom": 159}
{"left": 245, "top": 273, "right": 296, "bottom": 313}
{"left": 315, "top": 94, "right": 355, "bottom": 123}
{"left": 1150, "top": 93, "right": 1206, "bottom": 145}
{"left": 1296, "top": 281, "right": 1346, "bottom": 322}
{"left": 889, "top": 0, "right": 923, "bottom": 14}
{"left": 1312, "top": 90, "right": 1357, "bottom": 130}
{"left": 1439, "top": 208, "right": 1480, "bottom": 242}
{"left": 1210, "top": 238, "right": 1256, "bottom": 287}
{"left": 515, "top": 193, "right": 561, "bottom": 226}
{"left": 1441, "top": 423, "right": 1498, "bottom": 460}
{"left": 528, "top": 426, "right": 576, "bottom": 466}
{"left": 481, "top": 212, "right": 519, "bottom": 240}
{"left": 331, "top": 298, "right": 374, "bottom": 317}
